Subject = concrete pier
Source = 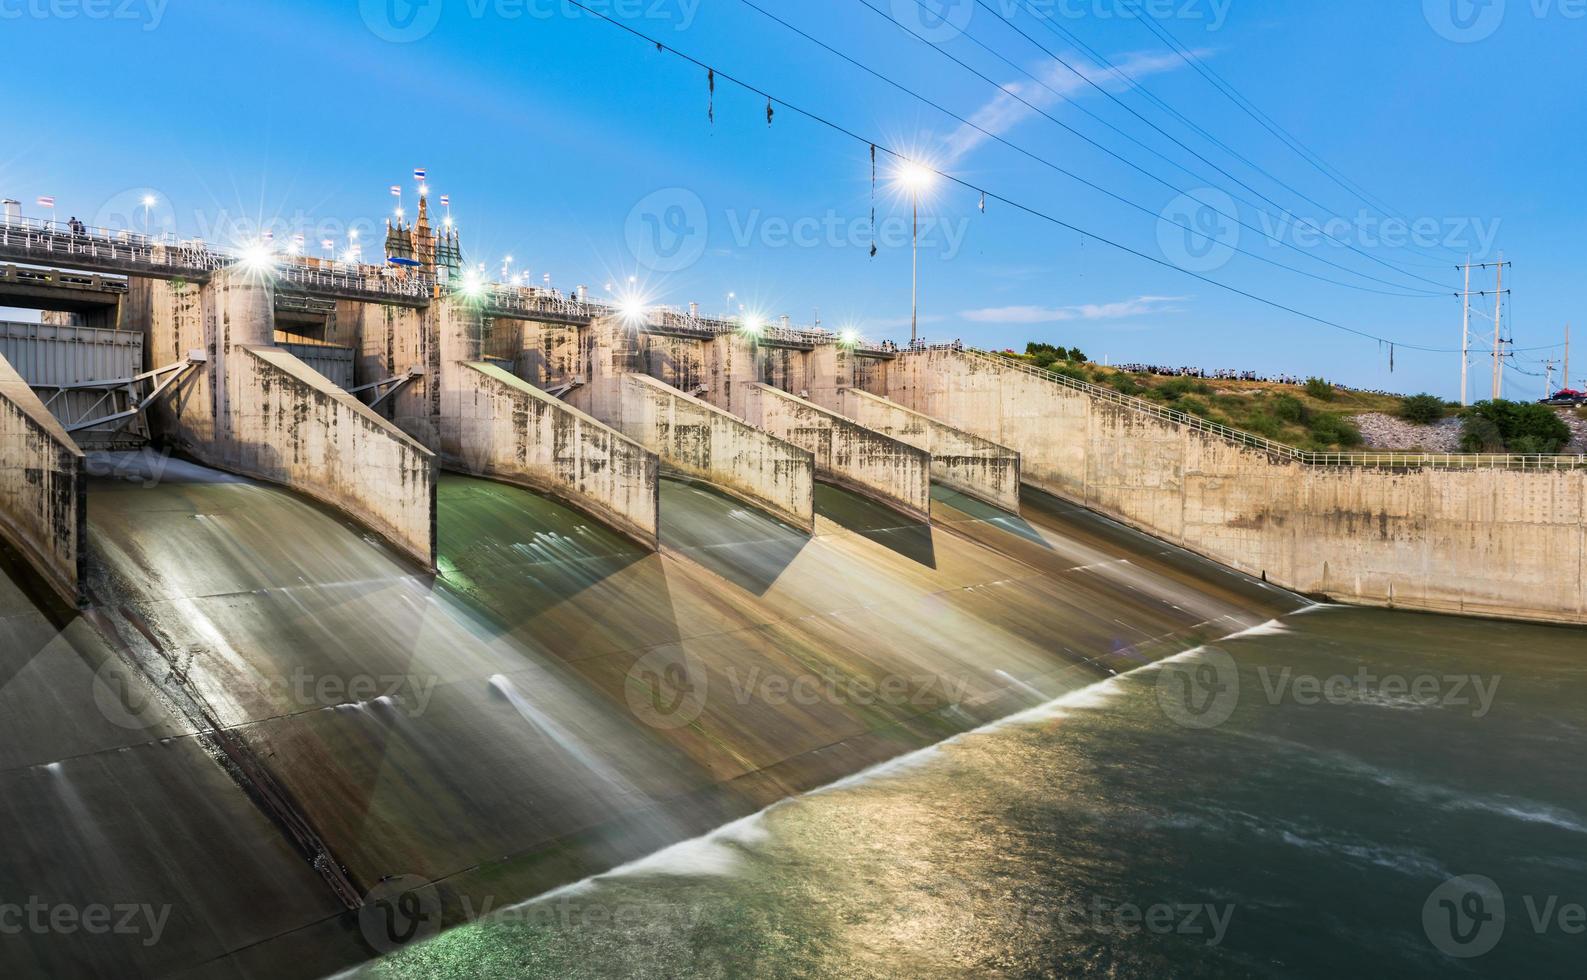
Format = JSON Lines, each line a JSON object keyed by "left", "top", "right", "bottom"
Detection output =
{"left": 834, "top": 386, "right": 1021, "bottom": 513}
{"left": 745, "top": 383, "right": 932, "bottom": 523}
{"left": 620, "top": 373, "right": 815, "bottom": 532}
{"left": 128, "top": 268, "right": 438, "bottom": 568}
{"left": 0, "top": 352, "right": 84, "bottom": 605}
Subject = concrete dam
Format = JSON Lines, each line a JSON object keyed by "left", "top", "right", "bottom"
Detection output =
{"left": 0, "top": 212, "right": 1583, "bottom": 977}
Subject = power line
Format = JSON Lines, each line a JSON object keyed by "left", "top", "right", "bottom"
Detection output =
{"left": 968, "top": 0, "right": 1457, "bottom": 289}
{"left": 552, "top": 0, "right": 1563, "bottom": 357}
{"left": 829, "top": 0, "right": 1446, "bottom": 298}
{"left": 1002, "top": 1, "right": 1459, "bottom": 270}
{"left": 1119, "top": 3, "right": 1462, "bottom": 260}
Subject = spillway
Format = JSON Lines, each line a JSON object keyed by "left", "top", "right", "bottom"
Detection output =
{"left": 0, "top": 451, "right": 1301, "bottom": 978}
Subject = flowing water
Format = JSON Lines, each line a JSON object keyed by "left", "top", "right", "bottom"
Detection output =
{"left": 352, "top": 606, "right": 1587, "bottom": 979}
{"left": 2, "top": 451, "right": 1579, "bottom": 978}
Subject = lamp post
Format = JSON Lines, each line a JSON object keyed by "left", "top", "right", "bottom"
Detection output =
{"left": 897, "top": 162, "right": 937, "bottom": 346}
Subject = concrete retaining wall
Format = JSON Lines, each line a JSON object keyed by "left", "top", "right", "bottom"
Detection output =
{"left": 835, "top": 387, "right": 1021, "bottom": 513}
{"left": 620, "top": 373, "right": 814, "bottom": 532}
{"left": 444, "top": 362, "right": 660, "bottom": 549}
{"left": 0, "top": 352, "right": 84, "bottom": 605}
{"left": 884, "top": 349, "right": 1587, "bottom": 625}
{"left": 230, "top": 346, "right": 437, "bottom": 568}
{"left": 747, "top": 383, "right": 931, "bottom": 523}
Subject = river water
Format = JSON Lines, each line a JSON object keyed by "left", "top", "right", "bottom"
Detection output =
{"left": 353, "top": 603, "right": 1586, "bottom": 979}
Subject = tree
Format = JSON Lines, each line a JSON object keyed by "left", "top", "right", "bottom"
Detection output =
{"left": 1304, "top": 377, "right": 1335, "bottom": 401}
{"left": 1068, "top": 346, "right": 1088, "bottom": 364}
{"left": 1459, "top": 400, "right": 1570, "bottom": 454}
{"left": 1398, "top": 394, "right": 1446, "bottom": 425}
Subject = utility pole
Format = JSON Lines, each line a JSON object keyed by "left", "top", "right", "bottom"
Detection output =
{"left": 1460, "top": 259, "right": 1472, "bottom": 406}
{"left": 1566, "top": 324, "right": 1571, "bottom": 392}
{"left": 1491, "top": 257, "right": 1504, "bottom": 401}
{"left": 1544, "top": 360, "right": 1556, "bottom": 400}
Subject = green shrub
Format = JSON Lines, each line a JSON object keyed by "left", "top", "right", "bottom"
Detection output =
{"left": 1271, "top": 394, "right": 1309, "bottom": 424}
{"left": 1158, "top": 376, "right": 1213, "bottom": 400}
{"left": 1176, "top": 396, "right": 1211, "bottom": 418}
{"left": 1309, "top": 412, "right": 1363, "bottom": 447}
{"left": 1459, "top": 400, "right": 1570, "bottom": 454}
{"left": 1398, "top": 393, "right": 1446, "bottom": 425}
{"left": 1242, "top": 412, "right": 1283, "bottom": 438}
{"left": 1047, "top": 363, "right": 1087, "bottom": 383}
{"left": 1108, "top": 374, "right": 1144, "bottom": 396}
{"left": 1304, "top": 377, "right": 1335, "bottom": 401}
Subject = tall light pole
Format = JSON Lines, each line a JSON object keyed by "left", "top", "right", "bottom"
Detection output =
{"left": 897, "top": 162, "right": 937, "bottom": 346}
{"left": 141, "top": 194, "right": 156, "bottom": 234}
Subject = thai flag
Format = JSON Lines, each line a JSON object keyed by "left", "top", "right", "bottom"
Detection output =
{"left": 439, "top": 195, "right": 450, "bottom": 207}
{"left": 36, "top": 195, "right": 54, "bottom": 208}
{"left": 413, "top": 168, "right": 427, "bottom": 181}
{"left": 321, "top": 239, "right": 334, "bottom": 250}
{"left": 292, "top": 234, "right": 305, "bottom": 245}
{"left": 389, "top": 185, "right": 402, "bottom": 197}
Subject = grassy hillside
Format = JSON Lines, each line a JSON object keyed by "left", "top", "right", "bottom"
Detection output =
{"left": 995, "top": 350, "right": 1404, "bottom": 451}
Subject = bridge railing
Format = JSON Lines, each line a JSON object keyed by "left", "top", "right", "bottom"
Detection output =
{"left": 469, "top": 283, "right": 603, "bottom": 320}
{"left": 916, "top": 346, "right": 1587, "bottom": 472}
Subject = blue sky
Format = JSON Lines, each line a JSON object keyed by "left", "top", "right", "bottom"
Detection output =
{"left": 3, "top": 0, "right": 1583, "bottom": 397}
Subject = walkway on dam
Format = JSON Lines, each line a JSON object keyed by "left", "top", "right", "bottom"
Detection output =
{"left": 0, "top": 455, "right": 1303, "bottom": 978}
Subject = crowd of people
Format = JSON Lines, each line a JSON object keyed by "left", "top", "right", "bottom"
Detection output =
{"left": 1114, "top": 363, "right": 1311, "bottom": 385}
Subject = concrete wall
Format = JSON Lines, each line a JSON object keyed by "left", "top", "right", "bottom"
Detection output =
{"left": 127, "top": 271, "right": 438, "bottom": 569}
{"left": 885, "top": 348, "right": 1587, "bottom": 625}
{"left": 338, "top": 299, "right": 436, "bottom": 442}
{"left": 746, "top": 383, "right": 932, "bottom": 523}
{"left": 483, "top": 317, "right": 582, "bottom": 389}
{"left": 444, "top": 361, "right": 660, "bottom": 549}
{"left": 0, "top": 352, "right": 84, "bottom": 605}
{"left": 229, "top": 346, "right": 437, "bottom": 567}
{"left": 835, "top": 387, "right": 1021, "bottom": 513}
{"left": 619, "top": 373, "right": 815, "bottom": 532}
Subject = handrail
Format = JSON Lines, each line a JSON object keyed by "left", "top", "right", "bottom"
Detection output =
{"left": 914, "top": 345, "right": 1587, "bottom": 471}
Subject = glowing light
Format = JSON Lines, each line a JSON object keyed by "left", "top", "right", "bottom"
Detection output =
{"left": 896, "top": 160, "right": 938, "bottom": 194}
{"left": 141, "top": 194, "right": 157, "bottom": 208}
{"left": 444, "top": 217, "right": 453, "bottom": 228}
{"left": 617, "top": 296, "right": 648, "bottom": 324}
{"left": 740, "top": 313, "right": 765, "bottom": 335}
{"left": 394, "top": 207, "right": 405, "bottom": 219}
{"left": 349, "top": 229, "right": 360, "bottom": 240}
{"left": 419, "top": 183, "right": 429, "bottom": 195}
{"left": 839, "top": 328, "right": 860, "bottom": 347}
{"left": 460, "top": 268, "right": 485, "bottom": 298}
{"left": 239, "top": 241, "right": 275, "bottom": 273}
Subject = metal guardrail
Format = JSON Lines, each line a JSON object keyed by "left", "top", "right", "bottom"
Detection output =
{"left": 644, "top": 305, "right": 897, "bottom": 356}
{"left": 466, "top": 283, "right": 604, "bottom": 321}
{"left": 917, "top": 346, "right": 1587, "bottom": 472}
{"left": 0, "top": 213, "right": 431, "bottom": 302}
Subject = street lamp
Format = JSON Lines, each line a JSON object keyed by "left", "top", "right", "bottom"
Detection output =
{"left": 140, "top": 194, "right": 156, "bottom": 233}
{"left": 897, "top": 161, "right": 937, "bottom": 345}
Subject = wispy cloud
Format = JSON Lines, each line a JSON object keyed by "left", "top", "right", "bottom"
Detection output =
{"left": 959, "top": 295, "right": 1189, "bottom": 324}
{"left": 940, "top": 50, "right": 1201, "bottom": 166}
